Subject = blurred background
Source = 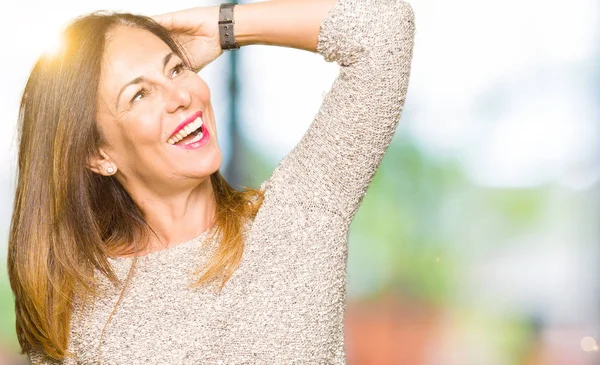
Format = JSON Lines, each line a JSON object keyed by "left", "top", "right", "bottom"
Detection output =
{"left": 1, "top": 0, "right": 599, "bottom": 364}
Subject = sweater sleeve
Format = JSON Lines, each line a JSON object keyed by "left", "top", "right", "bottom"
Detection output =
{"left": 260, "top": 0, "right": 415, "bottom": 225}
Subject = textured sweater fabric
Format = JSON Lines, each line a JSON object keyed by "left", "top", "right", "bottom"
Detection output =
{"left": 28, "top": 0, "right": 415, "bottom": 363}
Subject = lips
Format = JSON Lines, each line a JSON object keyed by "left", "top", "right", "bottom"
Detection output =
{"left": 168, "top": 110, "right": 202, "bottom": 141}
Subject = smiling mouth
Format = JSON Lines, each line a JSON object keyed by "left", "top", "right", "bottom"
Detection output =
{"left": 167, "top": 116, "right": 204, "bottom": 145}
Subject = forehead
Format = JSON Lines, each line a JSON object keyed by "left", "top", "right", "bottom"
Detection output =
{"left": 101, "top": 26, "right": 173, "bottom": 88}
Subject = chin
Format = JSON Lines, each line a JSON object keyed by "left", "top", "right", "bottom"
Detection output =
{"left": 198, "top": 149, "right": 223, "bottom": 177}
{"left": 168, "top": 144, "right": 223, "bottom": 180}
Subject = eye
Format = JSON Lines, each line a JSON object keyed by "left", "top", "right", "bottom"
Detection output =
{"left": 171, "top": 62, "right": 186, "bottom": 78}
{"left": 131, "top": 89, "right": 147, "bottom": 103}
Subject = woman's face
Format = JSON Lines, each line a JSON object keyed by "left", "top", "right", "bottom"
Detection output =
{"left": 94, "top": 25, "right": 222, "bottom": 191}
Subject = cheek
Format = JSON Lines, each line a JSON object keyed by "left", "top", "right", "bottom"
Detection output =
{"left": 124, "top": 99, "right": 167, "bottom": 141}
{"left": 126, "top": 115, "right": 163, "bottom": 146}
{"left": 106, "top": 109, "right": 162, "bottom": 153}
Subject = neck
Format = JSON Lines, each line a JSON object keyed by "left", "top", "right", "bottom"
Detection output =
{"left": 126, "top": 176, "right": 217, "bottom": 255}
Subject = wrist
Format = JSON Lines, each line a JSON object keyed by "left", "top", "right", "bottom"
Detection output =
{"left": 231, "top": 3, "right": 260, "bottom": 47}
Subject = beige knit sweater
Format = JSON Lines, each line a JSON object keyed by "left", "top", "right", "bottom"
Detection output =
{"left": 29, "top": 0, "right": 415, "bottom": 363}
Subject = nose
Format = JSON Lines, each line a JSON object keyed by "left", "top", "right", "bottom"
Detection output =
{"left": 164, "top": 81, "right": 191, "bottom": 114}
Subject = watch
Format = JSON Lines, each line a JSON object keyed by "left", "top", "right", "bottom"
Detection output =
{"left": 219, "top": 3, "right": 240, "bottom": 51}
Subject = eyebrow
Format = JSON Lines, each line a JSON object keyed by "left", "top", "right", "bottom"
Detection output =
{"left": 114, "top": 51, "right": 177, "bottom": 110}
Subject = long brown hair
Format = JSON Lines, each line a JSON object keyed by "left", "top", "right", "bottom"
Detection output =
{"left": 8, "top": 12, "right": 263, "bottom": 361}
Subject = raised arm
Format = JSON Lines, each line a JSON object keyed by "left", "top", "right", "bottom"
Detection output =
{"left": 155, "top": 0, "right": 415, "bottom": 226}
{"left": 233, "top": 0, "right": 337, "bottom": 52}
{"left": 252, "top": 0, "right": 416, "bottom": 225}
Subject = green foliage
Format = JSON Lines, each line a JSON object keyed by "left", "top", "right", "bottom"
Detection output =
{"left": 347, "top": 134, "right": 549, "bottom": 303}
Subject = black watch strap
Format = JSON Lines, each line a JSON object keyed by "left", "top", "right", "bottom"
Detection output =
{"left": 219, "top": 3, "right": 239, "bottom": 51}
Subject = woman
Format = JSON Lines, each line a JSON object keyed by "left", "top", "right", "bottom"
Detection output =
{"left": 8, "top": 0, "right": 415, "bottom": 363}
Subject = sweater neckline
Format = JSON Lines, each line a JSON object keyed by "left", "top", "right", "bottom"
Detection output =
{"left": 107, "top": 225, "right": 217, "bottom": 266}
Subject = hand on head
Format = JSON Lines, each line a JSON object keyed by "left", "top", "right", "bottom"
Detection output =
{"left": 153, "top": 6, "right": 223, "bottom": 72}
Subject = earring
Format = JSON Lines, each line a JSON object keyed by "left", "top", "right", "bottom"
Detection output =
{"left": 107, "top": 166, "right": 115, "bottom": 175}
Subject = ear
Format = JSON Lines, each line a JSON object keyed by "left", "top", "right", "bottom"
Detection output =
{"left": 87, "top": 148, "right": 117, "bottom": 176}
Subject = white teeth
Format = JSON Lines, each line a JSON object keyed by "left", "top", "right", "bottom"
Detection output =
{"left": 167, "top": 116, "right": 204, "bottom": 145}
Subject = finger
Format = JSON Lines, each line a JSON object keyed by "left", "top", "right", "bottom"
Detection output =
{"left": 151, "top": 13, "right": 174, "bottom": 29}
